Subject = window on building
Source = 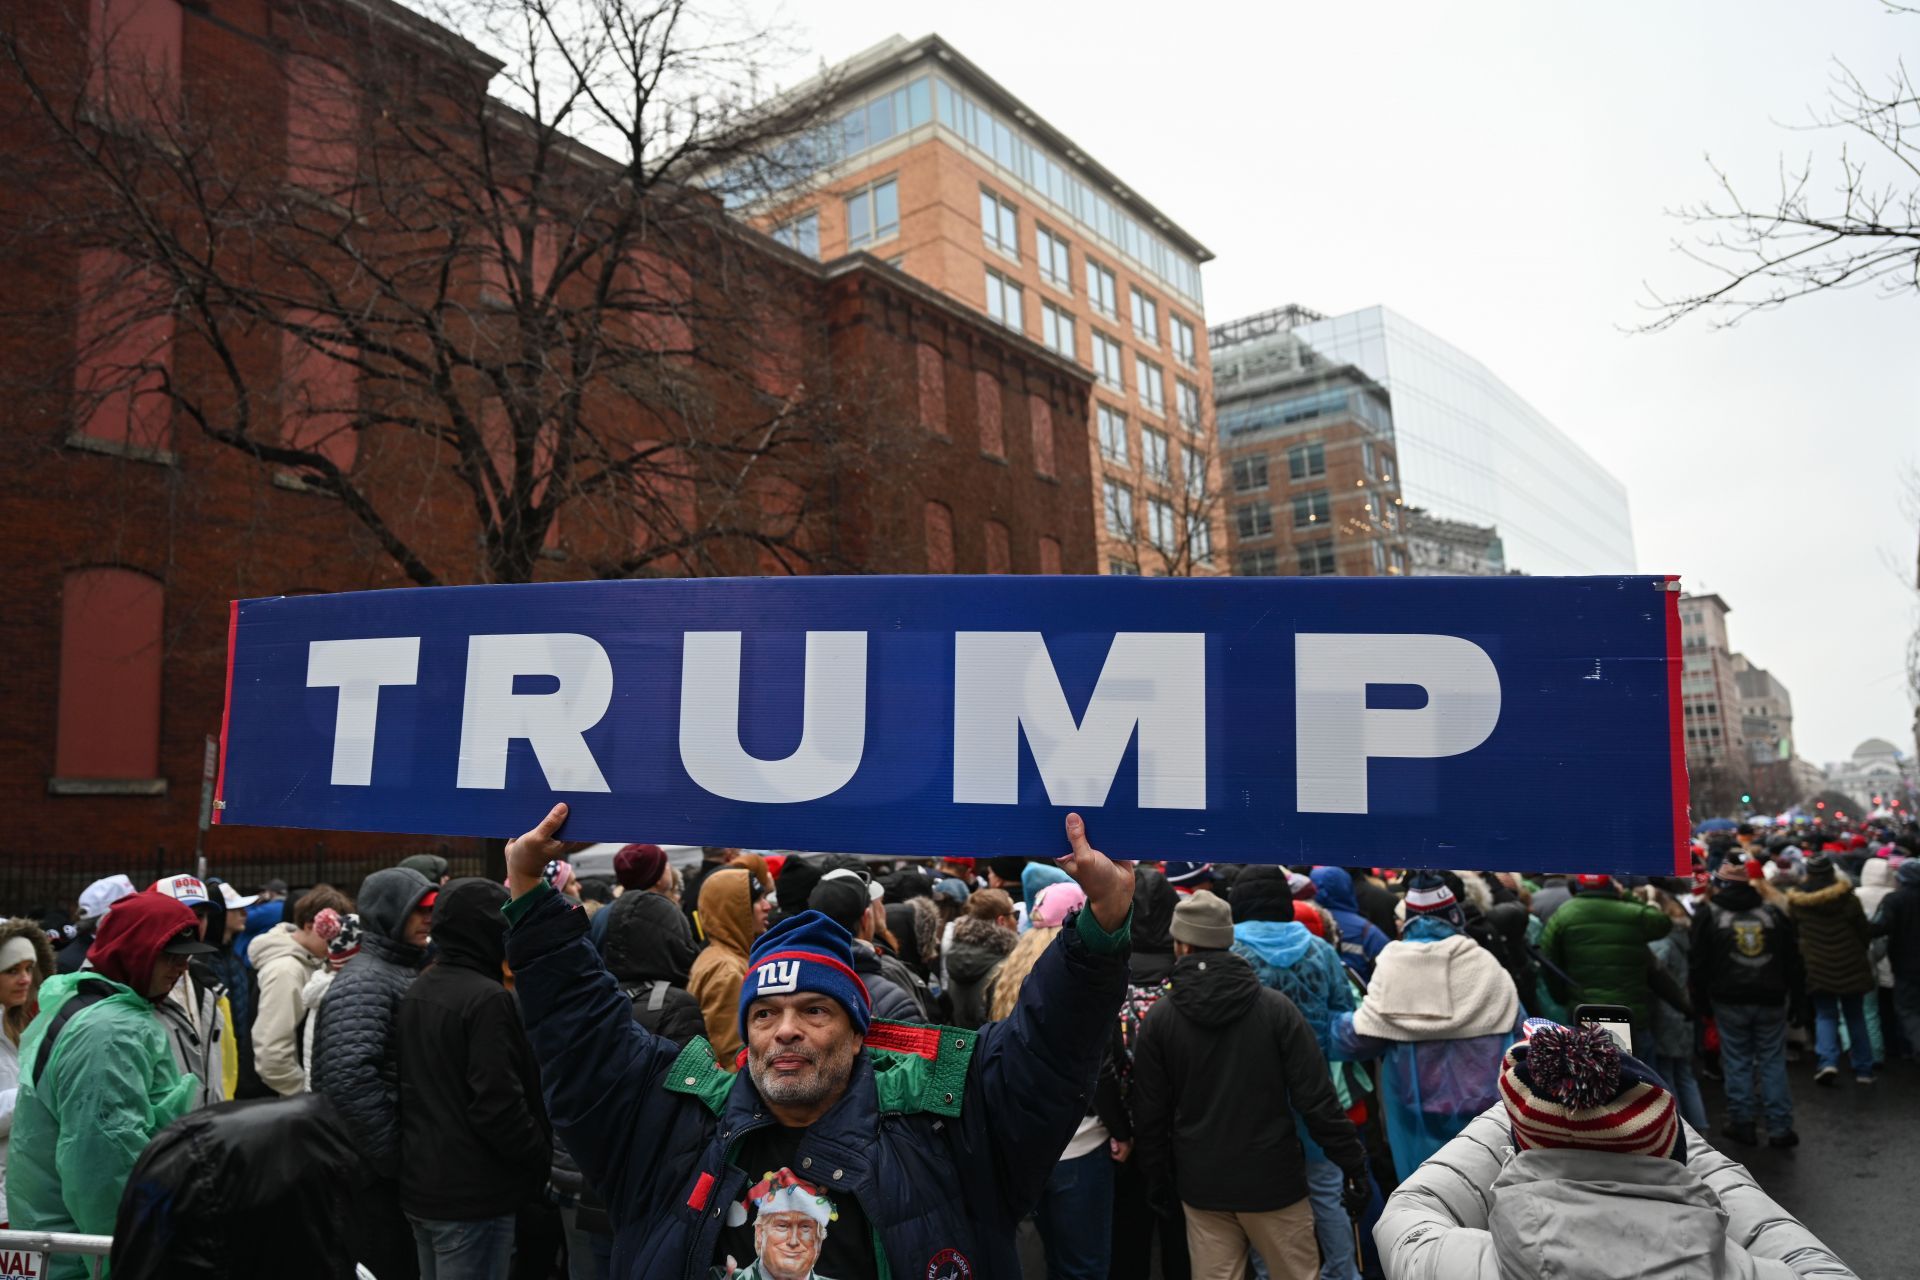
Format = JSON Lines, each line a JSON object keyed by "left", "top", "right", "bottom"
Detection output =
{"left": 984, "top": 270, "right": 1023, "bottom": 332}
{"left": 771, "top": 210, "right": 820, "bottom": 258}
{"left": 286, "top": 54, "right": 356, "bottom": 195}
{"left": 1380, "top": 452, "right": 1395, "bottom": 483}
{"left": 975, "top": 371, "right": 1004, "bottom": 457}
{"left": 1109, "top": 558, "right": 1141, "bottom": 576}
{"left": 1104, "top": 480, "right": 1135, "bottom": 538}
{"left": 1182, "top": 444, "right": 1206, "bottom": 498}
{"left": 1097, "top": 404, "right": 1129, "bottom": 464}
{"left": 1086, "top": 259, "right": 1117, "bottom": 318}
{"left": 1176, "top": 379, "right": 1201, "bottom": 429}
{"left": 1041, "top": 302, "right": 1075, "bottom": 359}
{"left": 1029, "top": 394, "right": 1056, "bottom": 478}
{"left": 1135, "top": 357, "right": 1165, "bottom": 414}
{"left": 980, "top": 189, "right": 1018, "bottom": 259}
{"left": 846, "top": 177, "right": 899, "bottom": 248}
{"left": 1297, "top": 539, "right": 1337, "bottom": 576}
{"left": 1292, "top": 490, "right": 1331, "bottom": 528}
{"left": 1037, "top": 226, "right": 1071, "bottom": 291}
{"left": 917, "top": 343, "right": 947, "bottom": 436}
{"left": 984, "top": 520, "right": 1011, "bottom": 574}
{"left": 924, "top": 501, "right": 955, "bottom": 573}
{"left": 1238, "top": 547, "right": 1278, "bottom": 576}
{"left": 1092, "top": 331, "right": 1125, "bottom": 390}
{"left": 1390, "top": 547, "right": 1408, "bottom": 575}
{"left": 73, "top": 249, "right": 174, "bottom": 456}
{"left": 1362, "top": 440, "right": 1377, "bottom": 478}
{"left": 1287, "top": 442, "right": 1326, "bottom": 480}
{"left": 88, "top": 0, "right": 182, "bottom": 121}
{"left": 1188, "top": 514, "right": 1213, "bottom": 563}
{"left": 1148, "top": 498, "right": 1174, "bottom": 552}
{"left": 55, "top": 567, "right": 164, "bottom": 781}
{"left": 1372, "top": 541, "right": 1387, "bottom": 574}
{"left": 1142, "top": 427, "right": 1169, "bottom": 482}
{"left": 1235, "top": 502, "right": 1273, "bottom": 540}
{"left": 1130, "top": 289, "right": 1159, "bottom": 345}
{"left": 1038, "top": 536, "right": 1063, "bottom": 574}
{"left": 1171, "top": 314, "right": 1197, "bottom": 367}
{"left": 1232, "top": 454, "right": 1269, "bottom": 492}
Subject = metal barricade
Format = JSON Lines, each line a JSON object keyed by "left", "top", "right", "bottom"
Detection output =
{"left": 0, "top": 1228, "right": 111, "bottom": 1280}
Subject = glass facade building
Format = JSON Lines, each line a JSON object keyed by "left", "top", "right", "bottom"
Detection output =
{"left": 1284, "top": 307, "right": 1635, "bottom": 575}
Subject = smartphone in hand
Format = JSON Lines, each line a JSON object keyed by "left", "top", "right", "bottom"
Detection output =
{"left": 1573, "top": 1003, "right": 1635, "bottom": 1054}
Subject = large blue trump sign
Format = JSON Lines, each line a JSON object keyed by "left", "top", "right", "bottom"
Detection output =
{"left": 216, "top": 575, "right": 1689, "bottom": 874}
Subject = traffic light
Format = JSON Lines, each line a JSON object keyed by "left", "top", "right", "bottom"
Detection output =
{"left": 1740, "top": 793, "right": 1751, "bottom": 804}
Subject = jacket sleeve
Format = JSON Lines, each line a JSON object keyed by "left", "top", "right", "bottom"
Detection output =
{"left": 505, "top": 884, "right": 682, "bottom": 1215}
{"left": 1639, "top": 903, "right": 1675, "bottom": 942}
{"left": 1092, "top": 1029, "right": 1129, "bottom": 1142}
{"left": 1373, "top": 1107, "right": 1506, "bottom": 1280}
{"left": 52, "top": 1007, "right": 199, "bottom": 1236}
{"left": 466, "top": 988, "right": 553, "bottom": 1178}
{"left": 1689, "top": 907, "right": 1716, "bottom": 1007}
{"left": 1683, "top": 1122, "right": 1859, "bottom": 1278}
{"left": 1271, "top": 993, "right": 1365, "bottom": 1172}
{"left": 963, "top": 907, "right": 1130, "bottom": 1219}
{"left": 1128, "top": 1003, "right": 1174, "bottom": 1204}
{"left": 251, "top": 953, "right": 309, "bottom": 1096}
{"left": 868, "top": 975, "right": 924, "bottom": 1025}
{"left": 312, "top": 973, "right": 403, "bottom": 1176}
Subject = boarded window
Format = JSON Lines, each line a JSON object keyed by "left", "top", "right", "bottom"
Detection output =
{"left": 924, "top": 501, "right": 954, "bottom": 573}
{"left": 1038, "top": 536, "right": 1063, "bottom": 574}
{"left": 56, "top": 568, "right": 163, "bottom": 780}
{"left": 286, "top": 55, "right": 357, "bottom": 196}
{"left": 917, "top": 344, "right": 947, "bottom": 436}
{"left": 73, "top": 249, "right": 174, "bottom": 453}
{"left": 1028, "top": 394, "right": 1055, "bottom": 478}
{"left": 88, "top": 0, "right": 183, "bottom": 122}
{"left": 984, "top": 520, "right": 1011, "bottom": 574}
{"left": 974, "top": 371, "right": 1003, "bottom": 458}
{"left": 281, "top": 313, "right": 358, "bottom": 472}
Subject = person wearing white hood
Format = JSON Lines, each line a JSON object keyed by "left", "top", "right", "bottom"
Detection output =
{"left": 1855, "top": 856, "right": 1900, "bottom": 1062}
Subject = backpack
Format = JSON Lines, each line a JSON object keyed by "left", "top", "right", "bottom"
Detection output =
{"left": 1114, "top": 980, "right": 1167, "bottom": 1098}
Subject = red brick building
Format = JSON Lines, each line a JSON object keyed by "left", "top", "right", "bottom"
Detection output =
{"left": 0, "top": 0, "right": 1092, "bottom": 886}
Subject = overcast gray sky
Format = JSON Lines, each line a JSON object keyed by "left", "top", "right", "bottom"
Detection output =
{"left": 746, "top": 0, "right": 1918, "bottom": 767}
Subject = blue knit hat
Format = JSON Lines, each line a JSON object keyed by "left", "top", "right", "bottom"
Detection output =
{"left": 739, "top": 909, "right": 872, "bottom": 1040}
{"left": 1403, "top": 870, "right": 1466, "bottom": 932}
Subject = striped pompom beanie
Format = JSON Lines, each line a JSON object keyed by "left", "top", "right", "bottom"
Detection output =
{"left": 1500, "top": 1020, "right": 1684, "bottom": 1162}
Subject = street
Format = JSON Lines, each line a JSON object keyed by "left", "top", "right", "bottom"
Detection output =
{"left": 1700, "top": 1053, "right": 1916, "bottom": 1280}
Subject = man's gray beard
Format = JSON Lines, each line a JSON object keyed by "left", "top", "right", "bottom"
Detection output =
{"left": 749, "top": 1038, "right": 857, "bottom": 1107}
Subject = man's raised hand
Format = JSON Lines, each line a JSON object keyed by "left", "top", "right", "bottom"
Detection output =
{"left": 1058, "top": 812, "right": 1135, "bottom": 932}
{"left": 506, "top": 802, "right": 582, "bottom": 900}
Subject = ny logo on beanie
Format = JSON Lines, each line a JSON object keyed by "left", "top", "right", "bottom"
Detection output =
{"left": 757, "top": 960, "right": 801, "bottom": 996}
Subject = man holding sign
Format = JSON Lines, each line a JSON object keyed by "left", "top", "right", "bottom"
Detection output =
{"left": 502, "top": 803, "right": 1133, "bottom": 1280}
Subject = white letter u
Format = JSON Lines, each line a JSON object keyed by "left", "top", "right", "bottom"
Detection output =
{"left": 678, "top": 631, "right": 867, "bottom": 803}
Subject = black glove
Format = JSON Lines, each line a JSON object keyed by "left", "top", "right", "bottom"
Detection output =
{"left": 1340, "top": 1167, "right": 1371, "bottom": 1217}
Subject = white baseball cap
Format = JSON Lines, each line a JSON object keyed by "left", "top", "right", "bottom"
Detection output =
{"left": 152, "top": 874, "right": 210, "bottom": 907}
{"left": 216, "top": 882, "right": 260, "bottom": 910}
{"left": 78, "top": 874, "right": 136, "bottom": 921}
{"left": 820, "top": 867, "right": 884, "bottom": 902}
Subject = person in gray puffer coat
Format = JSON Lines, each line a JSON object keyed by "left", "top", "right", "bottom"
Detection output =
{"left": 311, "top": 866, "right": 435, "bottom": 1280}
{"left": 1376, "top": 1102, "right": 1857, "bottom": 1280}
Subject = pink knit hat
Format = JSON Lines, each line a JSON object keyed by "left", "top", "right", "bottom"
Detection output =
{"left": 1030, "top": 881, "right": 1087, "bottom": 929}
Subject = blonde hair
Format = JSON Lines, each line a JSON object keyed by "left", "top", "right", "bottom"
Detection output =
{"left": 986, "top": 926, "right": 1059, "bottom": 1022}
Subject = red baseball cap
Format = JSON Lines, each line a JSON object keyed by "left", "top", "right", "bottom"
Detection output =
{"left": 1574, "top": 873, "right": 1615, "bottom": 891}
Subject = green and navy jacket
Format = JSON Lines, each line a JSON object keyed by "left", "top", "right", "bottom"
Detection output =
{"left": 504, "top": 882, "right": 1129, "bottom": 1280}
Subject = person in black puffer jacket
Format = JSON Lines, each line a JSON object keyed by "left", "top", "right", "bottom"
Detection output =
{"left": 398, "top": 878, "right": 551, "bottom": 1267}
{"left": 311, "top": 865, "right": 435, "bottom": 1280}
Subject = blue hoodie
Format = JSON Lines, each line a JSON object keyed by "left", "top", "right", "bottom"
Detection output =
{"left": 1310, "top": 867, "right": 1391, "bottom": 978}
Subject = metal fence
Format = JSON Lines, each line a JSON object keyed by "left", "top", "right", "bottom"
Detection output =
{"left": 0, "top": 842, "right": 486, "bottom": 919}
{"left": 0, "top": 1228, "right": 110, "bottom": 1279}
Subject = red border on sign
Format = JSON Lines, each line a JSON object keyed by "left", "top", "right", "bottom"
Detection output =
{"left": 1662, "top": 577, "right": 1690, "bottom": 874}
{"left": 212, "top": 599, "right": 238, "bottom": 826}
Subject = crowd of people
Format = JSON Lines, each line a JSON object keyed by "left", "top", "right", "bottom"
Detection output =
{"left": 0, "top": 812, "right": 1908, "bottom": 1280}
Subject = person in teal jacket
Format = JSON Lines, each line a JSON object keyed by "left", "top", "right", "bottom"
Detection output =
{"left": 8, "top": 891, "right": 210, "bottom": 1277}
{"left": 1538, "top": 873, "right": 1672, "bottom": 1051}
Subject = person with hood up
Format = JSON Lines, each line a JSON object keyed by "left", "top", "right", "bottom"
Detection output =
{"left": 312, "top": 865, "right": 436, "bottom": 1280}
{"left": 1786, "top": 851, "right": 1876, "bottom": 1085}
{"left": 1537, "top": 873, "right": 1672, "bottom": 1053}
{"left": 1693, "top": 858, "right": 1801, "bottom": 1149}
{"left": 1348, "top": 868, "right": 1400, "bottom": 940}
{"left": 0, "top": 919, "right": 55, "bottom": 1221}
{"left": 7, "top": 891, "right": 211, "bottom": 1275}
{"left": 1856, "top": 855, "right": 1902, "bottom": 1061}
{"left": 594, "top": 845, "right": 701, "bottom": 982}
{"left": 1111, "top": 866, "right": 1187, "bottom": 1280}
{"left": 1127, "top": 867, "right": 1179, "bottom": 988}
{"left": 300, "top": 909, "right": 359, "bottom": 1087}
{"left": 1230, "top": 866, "right": 1368, "bottom": 1280}
{"left": 943, "top": 891, "right": 1016, "bottom": 1030}
{"left": 1310, "top": 866, "right": 1390, "bottom": 980}
{"left": 250, "top": 884, "right": 353, "bottom": 1096}
{"left": 501, "top": 803, "right": 1134, "bottom": 1280}
{"left": 600, "top": 870, "right": 707, "bottom": 1046}
{"left": 399, "top": 853, "right": 453, "bottom": 885}
{"left": 399, "top": 878, "right": 551, "bottom": 1278}
{"left": 1375, "top": 1019, "right": 1858, "bottom": 1280}
{"left": 687, "top": 866, "right": 768, "bottom": 1067}
{"left": 1332, "top": 873, "right": 1524, "bottom": 1181}
{"left": 56, "top": 874, "right": 135, "bottom": 974}
{"left": 1132, "top": 890, "right": 1369, "bottom": 1280}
